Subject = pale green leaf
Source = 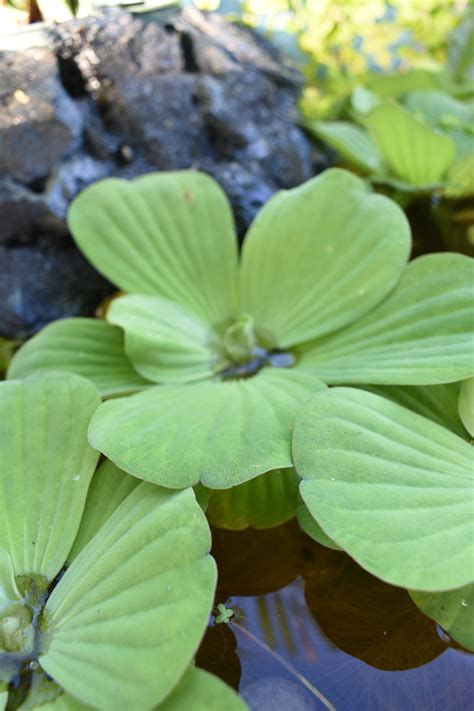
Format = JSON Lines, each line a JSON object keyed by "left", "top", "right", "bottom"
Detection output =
{"left": 88, "top": 368, "right": 326, "bottom": 489}
{"left": 365, "top": 101, "right": 456, "bottom": 186}
{"left": 309, "top": 122, "right": 382, "bottom": 173}
{"left": 296, "top": 504, "right": 341, "bottom": 551}
{"left": 351, "top": 85, "right": 381, "bottom": 116}
{"left": 363, "top": 383, "right": 466, "bottom": 438}
{"left": 459, "top": 377, "right": 474, "bottom": 437}
{"left": 366, "top": 69, "right": 444, "bottom": 98}
{"left": 301, "top": 253, "right": 474, "bottom": 384}
{"left": 404, "top": 90, "right": 473, "bottom": 131}
{"left": 410, "top": 584, "right": 474, "bottom": 652}
{"left": 294, "top": 387, "right": 474, "bottom": 591}
{"left": 40, "top": 485, "right": 216, "bottom": 710}
{"left": 0, "top": 692, "right": 7, "bottom": 711}
{"left": 160, "top": 667, "right": 248, "bottom": 711}
{"left": 0, "top": 549, "right": 23, "bottom": 611}
{"left": 40, "top": 693, "right": 92, "bottom": 711}
{"left": 68, "top": 460, "right": 139, "bottom": 563}
{"left": 206, "top": 468, "right": 299, "bottom": 530}
{"left": 68, "top": 171, "right": 239, "bottom": 326}
{"left": 239, "top": 169, "right": 410, "bottom": 348}
{"left": 7, "top": 319, "right": 150, "bottom": 399}
{"left": 0, "top": 373, "right": 100, "bottom": 580}
{"left": 445, "top": 153, "right": 474, "bottom": 197}
{"left": 107, "top": 294, "right": 224, "bottom": 384}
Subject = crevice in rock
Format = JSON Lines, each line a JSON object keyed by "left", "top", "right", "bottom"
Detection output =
{"left": 56, "top": 53, "right": 88, "bottom": 99}
{"left": 180, "top": 32, "right": 199, "bottom": 73}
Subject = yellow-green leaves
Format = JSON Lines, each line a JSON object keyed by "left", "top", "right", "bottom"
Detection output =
{"left": 410, "top": 585, "right": 474, "bottom": 652}
{"left": 294, "top": 388, "right": 474, "bottom": 591}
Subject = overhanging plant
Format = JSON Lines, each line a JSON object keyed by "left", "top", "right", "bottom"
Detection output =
{"left": 0, "top": 373, "right": 245, "bottom": 710}
{"left": 292, "top": 379, "right": 474, "bottom": 651}
{"left": 8, "top": 169, "right": 474, "bottom": 500}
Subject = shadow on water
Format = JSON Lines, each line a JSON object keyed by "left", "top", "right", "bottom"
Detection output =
{"left": 197, "top": 520, "right": 474, "bottom": 711}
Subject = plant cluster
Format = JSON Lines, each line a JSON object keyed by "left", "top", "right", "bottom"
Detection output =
{"left": 2, "top": 165, "right": 474, "bottom": 707}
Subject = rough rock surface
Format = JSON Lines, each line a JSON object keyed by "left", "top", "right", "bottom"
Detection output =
{"left": 0, "top": 7, "right": 324, "bottom": 340}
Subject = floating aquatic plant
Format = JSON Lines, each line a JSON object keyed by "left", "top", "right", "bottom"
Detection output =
{"left": 292, "top": 380, "right": 474, "bottom": 651}
{"left": 0, "top": 373, "right": 244, "bottom": 710}
{"left": 8, "top": 169, "right": 473, "bottom": 500}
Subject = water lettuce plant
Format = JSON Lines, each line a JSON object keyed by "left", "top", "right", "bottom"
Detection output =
{"left": 309, "top": 86, "right": 474, "bottom": 197}
{"left": 0, "top": 373, "right": 245, "bottom": 710}
{"left": 8, "top": 169, "right": 474, "bottom": 500}
{"left": 292, "top": 380, "right": 474, "bottom": 651}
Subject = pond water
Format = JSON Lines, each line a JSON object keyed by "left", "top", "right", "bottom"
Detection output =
{"left": 197, "top": 521, "right": 474, "bottom": 711}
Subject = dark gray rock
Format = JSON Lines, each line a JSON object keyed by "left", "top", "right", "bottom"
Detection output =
{"left": 0, "top": 7, "right": 326, "bottom": 340}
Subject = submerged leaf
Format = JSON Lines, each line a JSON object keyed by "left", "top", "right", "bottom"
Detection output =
{"left": 88, "top": 369, "right": 326, "bottom": 489}
{"left": 40, "top": 485, "right": 216, "bottom": 710}
{"left": 207, "top": 468, "right": 300, "bottom": 530}
{"left": 294, "top": 388, "right": 474, "bottom": 591}
{"left": 0, "top": 373, "right": 100, "bottom": 580}
{"left": 239, "top": 169, "right": 410, "bottom": 348}
{"left": 108, "top": 294, "right": 224, "bottom": 384}
{"left": 68, "top": 171, "right": 239, "bottom": 326}
{"left": 7, "top": 319, "right": 149, "bottom": 399}
{"left": 302, "top": 253, "right": 474, "bottom": 384}
{"left": 409, "top": 585, "right": 474, "bottom": 652}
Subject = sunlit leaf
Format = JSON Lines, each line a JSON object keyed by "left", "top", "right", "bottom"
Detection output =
{"left": 40, "top": 485, "right": 216, "bottom": 710}
{"left": 32, "top": 691, "right": 91, "bottom": 710}
{"left": 308, "top": 122, "right": 382, "bottom": 173}
{"left": 458, "top": 377, "right": 474, "bottom": 437}
{"left": 294, "top": 387, "right": 474, "bottom": 591}
{"left": 365, "top": 101, "right": 456, "bottom": 186}
{"left": 0, "top": 373, "right": 100, "bottom": 580}
{"left": 68, "top": 460, "right": 139, "bottom": 563}
{"left": 296, "top": 504, "right": 341, "bottom": 551}
{"left": 68, "top": 171, "right": 239, "bottom": 326}
{"left": 207, "top": 469, "right": 299, "bottom": 530}
{"left": 301, "top": 253, "right": 474, "bottom": 384}
{"left": 410, "top": 584, "right": 474, "bottom": 652}
{"left": 7, "top": 319, "right": 149, "bottom": 398}
{"left": 160, "top": 667, "right": 248, "bottom": 710}
{"left": 445, "top": 153, "right": 474, "bottom": 198}
{"left": 239, "top": 169, "right": 410, "bottom": 348}
{"left": 88, "top": 369, "right": 326, "bottom": 489}
{"left": 107, "top": 294, "right": 224, "bottom": 384}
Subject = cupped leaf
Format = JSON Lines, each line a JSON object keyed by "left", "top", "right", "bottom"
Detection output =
{"left": 40, "top": 485, "right": 217, "bottom": 710}
{"left": 7, "top": 319, "right": 149, "bottom": 399}
{"left": 68, "top": 171, "right": 239, "bottom": 326}
{"left": 68, "top": 460, "right": 139, "bottom": 563}
{"left": 206, "top": 468, "right": 299, "bottom": 530}
{"left": 365, "top": 101, "right": 456, "bottom": 186}
{"left": 239, "top": 169, "right": 410, "bottom": 348}
{"left": 409, "top": 584, "right": 474, "bottom": 652}
{"left": 294, "top": 387, "right": 474, "bottom": 591}
{"left": 89, "top": 369, "right": 326, "bottom": 489}
{"left": 296, "top": 504, "right": 341, "bottom": 551}
{"left": 0, "top": 373, "right": 100, "bottom": 580}
{"left": 301, "top": 253, "right": 474, "bottom": 384}
{"left": 458, "top": 377, "right": 474, "bottom": 437}
{"left": 160, "top": 667, "right": 248, "bottom": 711}
{"left": 107, "top": 295, "right": 224, "bottom": 384}
{"left": 364, "top": 383, "right": 466, "bottom": 438}
{"left": 308, "top": 122, "right": 382, "bottom": 173}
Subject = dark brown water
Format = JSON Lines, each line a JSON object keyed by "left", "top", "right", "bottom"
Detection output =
{"left": 197, "top": 521, "right": 474, "bottom": 711}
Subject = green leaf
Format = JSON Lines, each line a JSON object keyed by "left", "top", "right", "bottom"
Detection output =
{"left": 366, "top": 68, "right": 444, "bottom": 98}
{"left": 160, "top": 667, "right": 248, "bottom": 711}
{"left": 239, "top": 169, "right": 410, "bottom": 348}
{"left": 363, "top": 383, "right": 467, "bottom": 438}
{"left": 88, "top": 369, "right": 326, "bottom": 489}
{"left": 404, "top": 90, "right": 473, "bottom": 131}
{"left": 409, "top": 584, "right": 474, "bottom": 652}
{"left": 445, "top": 153, "right": 474, "bottom": 198}
{"left": 68, "top": 460, "right": 139, "bottom": 563}
{"left": 296, "top": 504, "right": 341, "bottom": 551}
{"left": 40, "top": 693, "right": 92, "bottom": 710}
{"left": 294, "top": 387, "right": 474, "bottom": 591}
{"left": 40, "top": 485, "right": 217, "bottom": 710}
{"left": 301, "top": 253, "right": 474, "bottom": 384}
{"left": 365, "top": 101, "right": 456, "bottom": 186}
{"left": 206, "top": 468, "right": 299, "bottom": 530}
{"left": 0, "top": 373, "right": 100, "bottom": 580}
{"left": 308, "top": 122, "right": 382, "bottom": 173}
{"left": 7, "top": 319, "right": 150, "bottom": 399}
{"left": 107, "top": 295, "right": 224, "bottom": 384}
{"left": 459, "top": 377, "right": 474, "bottom": 437}
{"left": 0, "top": 548, "right": 23, "bottom": 611}
{"left": 68, "top": 171, "right": 239, "bottom": 327}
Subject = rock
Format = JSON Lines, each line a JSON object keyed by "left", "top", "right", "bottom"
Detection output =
{"left": 0, "top": 7, "right": 326, "bottom": 340}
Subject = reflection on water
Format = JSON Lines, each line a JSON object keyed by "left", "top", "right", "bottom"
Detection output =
{"left": 197, "top": 520, "right": 474, "bottom": 711}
